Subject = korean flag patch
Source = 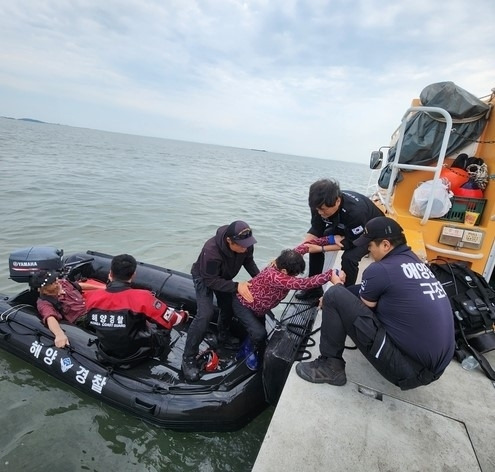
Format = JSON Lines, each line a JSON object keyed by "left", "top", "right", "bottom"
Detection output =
{"left": 351, "top": 225, "right": 364, "bottom": 235}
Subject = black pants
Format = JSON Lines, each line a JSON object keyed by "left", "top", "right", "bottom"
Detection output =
{"left": 308, "top": 244, "right": 370, "bottom": 286}
{"left": 97, "top": 325, "right": 170, "bottom": 368}
{"left": 320, "top": 285, "right": 443, "bottom": 390}
{"left": 232, "top": 296, "right": 266, "bottom": 348}
{"left": 183, "top": 277, "right": 235, "bottom": 359}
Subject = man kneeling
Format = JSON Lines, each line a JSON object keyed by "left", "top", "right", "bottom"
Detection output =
{"left": 296, "top": 217, "right": 455, "bottom": 390}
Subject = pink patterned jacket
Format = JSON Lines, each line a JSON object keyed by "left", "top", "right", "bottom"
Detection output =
{"left": 236, "top": 242, "right": 333, "bottom": 317}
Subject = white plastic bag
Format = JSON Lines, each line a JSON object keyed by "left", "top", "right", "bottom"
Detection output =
{"left": 409, "top": 179, "right": 452, "bottom": 218}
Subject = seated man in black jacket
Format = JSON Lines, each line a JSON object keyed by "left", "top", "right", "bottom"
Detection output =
{"left": 85, "top": 254, "right": 188, "bottom": 367}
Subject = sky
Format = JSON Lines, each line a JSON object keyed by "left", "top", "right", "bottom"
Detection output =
{"left": 1, "top": 0, "right": 494, "bottom": 164}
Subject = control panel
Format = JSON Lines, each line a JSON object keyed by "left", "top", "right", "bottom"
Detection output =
{"left": 438, "top": 225, "right": 484, "bottom": 250}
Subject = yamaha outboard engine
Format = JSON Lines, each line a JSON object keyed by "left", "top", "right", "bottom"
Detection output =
{"left": 9, "top": 247, "right": 64, "bottom": 284}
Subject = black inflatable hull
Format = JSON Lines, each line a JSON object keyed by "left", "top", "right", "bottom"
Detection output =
{"left": 0, "top": 250, "right": 319, "bottom": 431}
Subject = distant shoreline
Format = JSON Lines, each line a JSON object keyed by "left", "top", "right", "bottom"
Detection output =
{"left": 1, "top": 116, "right": 273, "bottom": 154}
{"left": 1, "top": 116, "right": 48, "bottom": 124}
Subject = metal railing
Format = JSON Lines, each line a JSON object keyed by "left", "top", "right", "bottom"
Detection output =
{"left": 384, "top": 106, "right": 453, "bottom": 225}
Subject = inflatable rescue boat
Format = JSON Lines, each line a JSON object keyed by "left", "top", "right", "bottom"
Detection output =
{"left": 0, "top": 247, "right": 319, "bottom": 431}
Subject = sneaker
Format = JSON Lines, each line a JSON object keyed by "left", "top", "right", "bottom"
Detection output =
{"left": 295, "top": 287, "right": 323, "bottom": 301}
{"left": 182, "top": 356, "right": 200, "bottom": 382}
{"left": 217, "top": 332, "right": 241, "bottom": 350}
{"left": 295, "top": 356, "right": 346, "bottom": 386}
{"left": 246, "top": 352, "right": 260, "bottom": 371}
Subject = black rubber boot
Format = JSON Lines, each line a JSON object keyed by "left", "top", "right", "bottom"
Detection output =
{"left": 182, "top": 356, "right": 200, "bottom": 382}
{"left": 217, "top": 332, "right": 241, "bottom": 350}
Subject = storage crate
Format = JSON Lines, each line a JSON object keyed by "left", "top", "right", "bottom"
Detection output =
{"left": 439, "top": 197, "right": 486, "bottom": 225}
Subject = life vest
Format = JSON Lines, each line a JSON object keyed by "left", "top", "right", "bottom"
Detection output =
{"left": 85, "top": 282, "right": 167, "bottom": 365}
{"left": 38, "top": 279, "right": 83, "bottom": 317}
{"left": 87, "top": 306, "right": 151, "bottom": 360}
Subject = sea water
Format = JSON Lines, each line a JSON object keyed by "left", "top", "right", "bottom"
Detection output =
{"left": 0, "top": 117, "right": 370, "bottom": 471}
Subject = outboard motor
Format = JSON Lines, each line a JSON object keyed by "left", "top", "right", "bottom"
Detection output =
{"left": 9, "top": 247, "right": 64, "bottom": 284}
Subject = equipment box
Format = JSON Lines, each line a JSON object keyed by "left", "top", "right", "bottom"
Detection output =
{"left": 9, "top": 247, "right": 64, "bottom": 283}
{"left": 439, "top": 197, "right": 486, "bottom": 226}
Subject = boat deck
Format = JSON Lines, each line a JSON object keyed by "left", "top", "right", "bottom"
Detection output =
{"left": 253, "top": 256, "right": 495, "bottom": 472}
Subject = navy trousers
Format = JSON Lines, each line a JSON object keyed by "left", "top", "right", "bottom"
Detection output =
{"left": 320, "top": 285, "right": 443, "bottom": 390}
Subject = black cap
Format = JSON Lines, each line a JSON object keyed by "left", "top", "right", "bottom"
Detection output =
{"left": 30, "top": 270, "right": 58, "bottom": 288}
{"left": 354, "top": 217, "right": 404, "bottom": 247}
{"left": 226, "top": 220, "right": 257, "bottom": 248}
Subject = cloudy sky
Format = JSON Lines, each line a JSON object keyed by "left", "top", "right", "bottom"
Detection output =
{"left": 1, "top": 0, "right": 494, "bottom": 163}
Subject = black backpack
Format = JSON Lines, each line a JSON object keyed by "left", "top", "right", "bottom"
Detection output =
{"left": 429, "top": 259, "right": 495, "bottom": 381}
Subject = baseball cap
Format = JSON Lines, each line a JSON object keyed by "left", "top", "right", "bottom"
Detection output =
{"left": 354, "top": 217, "right": 404, "bottom": 247}
{"left": 30, "top": 270, "right": 59, "bottom": 288}
{"left": 226, "top": 220, "right": 257, "bottom": 248}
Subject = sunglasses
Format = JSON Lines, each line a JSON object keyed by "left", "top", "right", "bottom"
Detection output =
{"left": 232, "top": 228, "right": 252, "bottom": 241}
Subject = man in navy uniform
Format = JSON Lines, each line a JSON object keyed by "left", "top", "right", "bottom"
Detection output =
{"left": 296, "top": 178, "right": 384, "bottom": 299}
{"left": 296, "top": 217, "right": 455, "bottom": 390}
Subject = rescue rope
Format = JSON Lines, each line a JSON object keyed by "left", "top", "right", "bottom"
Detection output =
{"left": 0, "top": 304, "right": 32, "bottom": 321}
{"left": 450, "top": 127, "right": 495, "bottom": 145}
